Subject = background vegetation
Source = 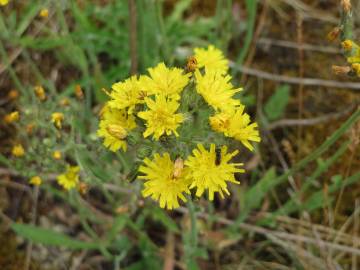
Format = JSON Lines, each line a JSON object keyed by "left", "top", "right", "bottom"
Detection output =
{"left": 0, "top": 0, "right": 360, "bottom": 269}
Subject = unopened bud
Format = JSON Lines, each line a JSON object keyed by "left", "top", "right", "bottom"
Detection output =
{"left": 107, "top": 124, "right": 127, "bottom": 139}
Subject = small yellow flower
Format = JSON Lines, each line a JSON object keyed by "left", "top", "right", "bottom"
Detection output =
{"left": 138, "top": 95, "right": 184, "bottom": 140}
{"left": 8, "top": 89, "right": 19, "bottom": 100}
{"left": 342, "top": 39, "right": 354, "bottom": 51}
{"left": 194, "top": 45, "right": 229, "bottom": 74}
{"left": 29, "top": 176, "right": 42, "bottom": 186}
{"left": 39, "top": 8, "right": 49, "bottom": 18}
{"left": 53, "top": 151, "right": 62, "bottom": 160}
{"left": 139, "top": 153, "right": 190, "bottom": 209}
{"left": 185, "top": 144, "right": 244, "bottom": 201}
{"left": 97, "top": 107, "right": 137, "bottom": 152}
{"left": 34, "top": 85, "right": 46, "bottom": 101}
{"left": 51, "top": 112, "right": 64, "bottom": 129}
{"left": 12, "top": 144, "right": 25, "bottom": 157}
{"left": 4, "top": 111, "right": 19, "bottom": 124}
{"left": 140, "top": 62, "right": 190, "bottom": 100}
{"left": 109, "top": 76, "right": 147, "bottom": 113}
{"left": 209, "top": 106, "right": 260, "bottom": 151}
{"left": 195, "top": 70, "right": 241, "bottom": 112}
{"left": 0, "top": 0, "right": 9, "bottom": 6}
{"left": 57, "top": 166, "right": 80, "bottom": 190}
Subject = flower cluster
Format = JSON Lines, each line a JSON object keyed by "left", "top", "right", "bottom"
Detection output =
{"left": 97, "top": 45, "right": 260, "bottom": 209}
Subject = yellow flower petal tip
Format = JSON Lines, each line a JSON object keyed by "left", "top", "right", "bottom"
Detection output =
{"left": 194, "top": 45, "right": 229, "bottom": 74}
{"left": 0, "top": 0, "right": 9, "bottom": 6}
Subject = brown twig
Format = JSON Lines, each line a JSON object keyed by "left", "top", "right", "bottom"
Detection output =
{"left": 231, "top": 64, "right": 360, "bottom": 89}
{"left": 257, "top": 38, "right": 340, "bottom": 54}
{"left": 163, "top": 231, "right": 175, "bottom": 270}
{"left": 267, "top": 104, "right": 357, "bottom": 130}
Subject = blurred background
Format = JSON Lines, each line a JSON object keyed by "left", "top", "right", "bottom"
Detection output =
{"left": 1, "top": 0, "right": 360, "bottom": 269}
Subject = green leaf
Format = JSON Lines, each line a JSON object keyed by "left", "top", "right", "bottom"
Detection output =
{"left": 264, "top": 84, "right": 290, "bottom": 121}
{"left": 12, "top": 223, "right": 98, "bottom": 250}
{"left": 150, "top": 207, "right": 179, "bottom": 233}
{"left": 107, "top": 215, "right": 128, "bottom": 241}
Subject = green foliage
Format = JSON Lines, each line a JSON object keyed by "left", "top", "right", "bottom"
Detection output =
{"left": 264, "top": 84, "right": 290, "bottom": 121}
{"left": 11, "top": 223, "right": 98, "bottom": 250}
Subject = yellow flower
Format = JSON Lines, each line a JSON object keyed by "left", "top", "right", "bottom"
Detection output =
{"left": 34, "top": 85, "right": 46, "bottom": 101}
{"left": 0, "top": 0, "right": 9, "bottom": 6}
{"left": 194, "top": 45, "right": 229, "bottom": 74}
{"left": 57, "top": 166, "right": 80, "bottom": 190}
{"left": 185, "top": 144, "right": 244, "bottom": 201}
{"left": 51, "top": 112, "right": 64, "bottom": 129}
{"left": 39, "top": 8, "right": 49, "bottom": 18}
{"left": 53, "top": 151, "right": 62, "bottom": 160}
{"left": 138, "top": 95, "right": 184, "bottom": 140}
{"left": 4, "top": 111, "right": 19, "bottom": 124}
{"left": 97, "top": 107, "right": 137, "bottom": 152}
{"left": 139, "top": 153, "right": 190, "bottom": 209}
{"left": 140, "top": 62, "right": 190, "bottom": 100}
{"left": 209, "top": 106, "right": 261, "bottom": 151}
{"left": 195, "top": 70, "right": 241, "bottom": 111}
{"left": 342, "top": 39, "right": 355, "bottom": 51}
{"left": 12, "top": 144, "right": 25, "bottom": 157}
{"left": 29, "top": 176, "right": 42, "bottom": 186}
{"left": 109, "top": 76, "right": 147, "bottom": 113}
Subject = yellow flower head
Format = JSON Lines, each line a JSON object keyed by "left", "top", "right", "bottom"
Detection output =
{"left": 109, "top": 76, "right": 147, "bottom": 113}
{"left": 12, "top": 144, "right": 25, "bottom": 157}
{"left": 209, "top": 106, "right": 260, "bottom": 151}
{"left": 0, "top": 0, "right": 9, "bottom": 6}
{"left": 139, "top": 153, "right": 190, "bottom": 209}
{"left": 138, "top": 95, "right": 184, "bottom": 140}
{"left": 57, "top": 166, "right": 80, "bottom": 190}
{"left": 39, "top": 8, "right": 49, "bottom": 18}
{"left": 34, "top": 85, "right": 46, "bottom": 101}
{"left": 185, "top": 144, "right": 244, "bottom": 201}
{"left": 195, "top": 70, "right": 241, "bottom": 111}
{"left": 140, "top": 62, "right": 190, "bottom": 100}
{"left": 51, "top": 112, "right": 64, "bottom": 129}
{"left": 29, "top": 176, "right": 42, "bottom": 186}
{"left": 194, "top": 45, "right": 229, "bottom": 74}
{"left": 97, "top": 107, "right": 137, "bottom": 152}
{"left": 53, "top": 151, "right": 62, "bottom": 160}
{"left": 4, "top": 111, "right": 19, "bottom": 124}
